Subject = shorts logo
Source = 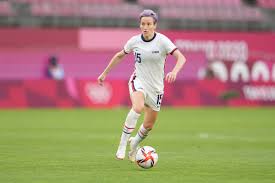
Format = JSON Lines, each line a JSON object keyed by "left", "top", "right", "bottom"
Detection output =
{"left": 152, "top": 50, "right": 159, "bottom": 54}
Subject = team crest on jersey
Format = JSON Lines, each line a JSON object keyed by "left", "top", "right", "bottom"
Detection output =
{"left": 152, "top": 50, "right": 160, "bottom": 54}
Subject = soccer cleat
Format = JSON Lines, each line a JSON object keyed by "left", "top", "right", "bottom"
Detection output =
{"left": 115, "top": 144, "right": 126, "bottom": 160}
{"left": 128, "top": 137, "right": 139, "bottom": 162}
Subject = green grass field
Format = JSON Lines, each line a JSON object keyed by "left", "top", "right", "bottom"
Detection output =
{"left": 1, "top": 107, "right": 275, "bottom": 183}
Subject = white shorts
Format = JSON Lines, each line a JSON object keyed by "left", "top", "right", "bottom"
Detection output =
{"left": 128, "top": 74, "right": 164, "bottom": 111}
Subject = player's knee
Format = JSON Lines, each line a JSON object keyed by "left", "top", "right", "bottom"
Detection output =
{"left": 132, "top": 105, "right": 144, "bottom": 114}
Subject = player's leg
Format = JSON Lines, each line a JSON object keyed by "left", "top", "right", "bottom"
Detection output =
{"left": 128, "top": 106, "right": 158, "bottom": 162}
{"left": 116, "top": 91, "right": 145, "bottom": 159}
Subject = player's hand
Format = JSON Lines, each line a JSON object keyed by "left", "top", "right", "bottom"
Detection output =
{"left": 165, "top": 72, "right": 177, "bottom": 83}
{"left": 97, "top": 73, "right": 106, "bottom": 86}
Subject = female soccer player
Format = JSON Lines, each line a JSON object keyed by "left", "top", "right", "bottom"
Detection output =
{"left": 98, "top": 9, "right": 186, "bottom": 161}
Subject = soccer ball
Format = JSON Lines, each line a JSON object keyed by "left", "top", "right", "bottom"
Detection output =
{"left": 135, "top": 146, "right": 158, "bottom": 169}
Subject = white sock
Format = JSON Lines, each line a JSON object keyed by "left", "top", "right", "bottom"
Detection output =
{"left": 118, "top": 109, "right": 140, "bottom": 147}
{"left": 131, "top": 124, "right": 150, "bottom": 149}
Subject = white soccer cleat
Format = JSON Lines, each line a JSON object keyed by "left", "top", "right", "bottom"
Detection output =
{"left": 115, "top": 144, "right": 126, "bottom": 160}
{"left": 128, "top": 137, "right": 139, "bottom": 162}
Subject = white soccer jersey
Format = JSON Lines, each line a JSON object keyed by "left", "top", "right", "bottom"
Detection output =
{"left": 124, "top": 32, "right": 177, "bottom": 92}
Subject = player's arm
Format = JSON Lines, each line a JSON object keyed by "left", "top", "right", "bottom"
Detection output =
{"left": 165, "top": 49, "right": 186, "bottom": 83}
{"left": 98, "top": 50, "right": 127, "bottom": 85}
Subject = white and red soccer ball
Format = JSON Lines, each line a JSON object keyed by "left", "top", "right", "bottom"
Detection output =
{"left": 135, "top": 146, "right": 158, "bottom": 169}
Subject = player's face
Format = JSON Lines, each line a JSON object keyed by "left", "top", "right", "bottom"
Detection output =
{"left": 140, "top": 17, "right": 156, "bottom": 39}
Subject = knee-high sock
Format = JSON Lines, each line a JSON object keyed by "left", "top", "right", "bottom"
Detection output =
{"left": 118, "top": 109, "right": 140, "bottom": 146}
{"left": 131, "top": 124, "right": 150, "bottom": 149}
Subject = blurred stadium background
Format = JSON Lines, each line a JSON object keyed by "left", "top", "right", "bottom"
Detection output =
{"left": 0, "top": 0, "right": 275, "bottom": 183}
{"left": 0, "top": 0, "right": 275, "bottom": 107}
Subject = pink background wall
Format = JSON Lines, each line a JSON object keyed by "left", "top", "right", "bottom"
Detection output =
{"left": 0, "top": 28, "right": 78, "bottom": 48}
{"left": 0, "top": 49, "right": 205, "bottom": 80}
{"left": 0, "top": 28, "right": 274, "bottom": 107}
{"left": 1, "top": 28, "right": 274, "bottom": 80}
{"left": 79, "top": 28, "right": 139, "bottom": 51}
{"left": 1, "top": 79, "right": 275, "bottom": 108}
